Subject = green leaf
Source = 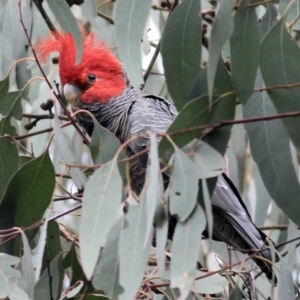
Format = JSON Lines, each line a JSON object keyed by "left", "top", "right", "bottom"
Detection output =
{"left": 186, "top": 140, "right": 225, "bottom": 179}
{"left": 16, "top": 52, "right": 31, "bottom": 101}
{"left": 63, "top": 244, "right": 87, "bottom": 288}
{"left": 0, "top": 70, "right": 9, "bottom": 98}
{"left": 243, "top": 71, "right": 300, "bottom": 226}
{"left": 189, "top": 59, "right": 236, "bottom": 155}
{"left": 0, "top": 90, "right": 24, "bottom": 120}
{"left": 0, "top": 254, "right": 21, "bottom": 298}
{"left": 259, "top": 4, "right": 278, "bottom": 38}
{"left": 53, "top": 113, "right": 87, "bottom": 189}
{"left": 169, "top": 149, "right": 198, "bottom": 221}
{"left": 47, "top": 0, "right": 82, "bottom": 64}
{"left": 32, "top": 214, "right": 49, "bottom": 281}
{"left": 17, "top": 230, "right": 35, "bottom": 299}
{"left": 161, "top": 0, "right": 202, "bottom": 110}
{"left": 207, "top": 0, "right": 233, "bottom": 101}
{"left": 159, "top": 95, "right": 214, "bottom": 159}
{"left": 41, "top": 221, "right": 62, "bottom": 275}
{"left": 278, "top": 259, "right": 295, "bottom": 300}
{"left": 230, "top": 0, "right": 260, "bottom": 103}
{"left": 156, "top": 208, "right": 168, "bottom": 276}
{"left": 229, "top": 285, "right": 244, "bottom": 300}
{"left": 0, "top": 118, "right": 18, "bottom": 200}
{"left": 80, "top": 159, "right": 122, "bottom": 279}
{"left": 119, "top": 203, "right": 152, "bottom": 300}
{"left": 92, "top": 216, "right": 124, "bottom": 298}
{"left": 33, "top": 252, "right": 64, "bottom": 300}
{"left": 144, "top": 133, "right": 165, "bottom": 245}
{"left": 0, "top": 150, "right": 55, "bottom": 254}
{"left": 171, "top": 204, "right": 205, "bottom": 298}
{"left": 90, "top": 121, "right": 127, "bottom": 179}
{"left": 115, "top": 0, "right": 152, "bottom": 90}
{"left": 260, "top": 14, "right": 300, "bottom": 152}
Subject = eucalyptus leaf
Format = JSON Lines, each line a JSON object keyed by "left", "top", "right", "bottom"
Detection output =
{"left": 207, "top": 0, "right": 233, "bottom": 101}
{"left": 0, "top": 150, "right": 55, "bottom": 254}
{"left": 80, "top": 159, "right": 122, "bottom": 279}
{"left": 244, "top": 70, "right": 300, "bottom": 226}
{"left": 119, "top": 203, "right": 152, "bottom": 300}
{"left": 169, "top": 148, "right": 198, "bottom": 221}
{"left": 115, "top": 0, "right": 152, "bottom": 90}
{"left": 161, "top": 0, "right": 202, "bottom": 110}
{"left": 261, "top": 14, "right": 300, "bottom": 152}
{"left": 47, "top": 0, "right": 82, "bottom": 64}
{"left": 230, "top": 0, "right": 260, "bottom": 103}
{"left": 171, "top": 204, "right": 205, "bottom": 298}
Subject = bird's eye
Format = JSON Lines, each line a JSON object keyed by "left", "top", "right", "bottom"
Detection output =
{"left": 87, "top": 74, "right": 96, "bottom": 83}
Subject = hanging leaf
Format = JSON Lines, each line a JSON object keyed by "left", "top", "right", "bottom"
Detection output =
{"left": 169, "top": 148, "right": 198, "bottom": 221}
{"left": 171, "top": 204, "right": 205, "bottom": 298}
{"left": 80, "top": 159, "right": 122, "bottom": 279}
{"left": 92, "top": 216, "right": 124, "bottom": 298}
{"left": 115, "top": 0, "right": 152, "bottom": 90}
{"left": 33, "top": 252, "right": 64, "bottom": 300}
{"left": 0, "top": 150, "right": 55, "bottom": 254}
{"left": 261, "top": 13, "right": 300, "bottom": 152}
{"left": 53, "top": 113, "right": 87, "bottom": 189}
{"left": 161, "top": 0, "right": 202, "bottom": 110}
{"left": 230, "top": 0, "right": 260, "bottom": 103}
{"left": 119, "top": 203, "right": 152, "bottom": 300}
{"left": 47, "top": 0, "right": 82, "bottom": 64}
{"left": 244, "top": 71, "right": 300, "bottom": 226}
{"left": 207, "top": 0, "right": 233, "bottom": 101}
{"left": 0, "top": 254, "right": 21, "bottom": 298}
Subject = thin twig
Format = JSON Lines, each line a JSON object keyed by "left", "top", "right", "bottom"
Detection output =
{"left": 47, "top": 257, "right": 54, "bottom": 300}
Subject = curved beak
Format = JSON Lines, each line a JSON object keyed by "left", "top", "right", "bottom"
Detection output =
{"left": 63, "top": 83, "right": 82, "bottom": 106}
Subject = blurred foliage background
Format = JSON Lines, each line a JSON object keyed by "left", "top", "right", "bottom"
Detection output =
{"left": 1, "top": 0, "right": 300, "bottom": 299}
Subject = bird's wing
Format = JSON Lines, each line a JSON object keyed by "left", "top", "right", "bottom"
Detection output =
{"left": 128, "top": 94, "right": 178, "bottom": 154}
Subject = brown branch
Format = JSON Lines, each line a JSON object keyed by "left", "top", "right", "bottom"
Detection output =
{"left": 254, "top": 81, "right": 300, "bottom": 92}
{"left": 23, "top": 113, "right": 69, "bottom": 121}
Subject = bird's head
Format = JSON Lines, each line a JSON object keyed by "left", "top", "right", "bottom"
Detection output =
{"left": 35, "top": 30, "right": 126, "bottom": 106}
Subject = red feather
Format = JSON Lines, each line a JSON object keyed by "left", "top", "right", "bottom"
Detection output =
{"left": 35, "top": 30, "right": 125, "bottom": 104}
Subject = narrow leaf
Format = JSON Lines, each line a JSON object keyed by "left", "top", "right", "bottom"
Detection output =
{"left": 260, "top": 14, "right": 300, "bottom": 152}
{"left": 171, "top": 204, "right": 205, "bottom": 298}
{"left": 0, "top": 150, "right": 55, "bottom": 253}
{"left": 169, "top": 149, "right": 198, "bottom": 221}
{"left": 144, "top": 133, "right": 164, "bottom": 246}
{"left": 53, "top": 113, "right": 87, "bottom": 189}
{"left": 0, "top": 118, "right": 18, "bottom": 200}
{"left": 186, "top": 140, "right": 225, "bottom": 179}
{"left": 207, "top": 0, "right": 233, "bottom": 101}
{"left": 80, "top": 159, "right": 122, "bottom": 279}
{"left": 0, "top": 254, "right": 21, "bottom": 298}
{"left": 47, "top": 0, "right": 82, "bottom": 64}
{"left": 33, "top": 252, "right": 64, "bottom": 300}
{"left": 243, "top": 71, "right": 300, "bottom": 226}
{"left": 161, "top": 0, "right": 202, "bottom": 110}
{"left": 92, "top": 216, "right": 124, "bottom": 298}
{"left": 119, "top": 203, "right": 152, "bottom": 300}
{"left": 230, "top": 0, "right": 260, "bottom": 103}
{"left": 115, "top": 0, "right": 152, "bottom": 90}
